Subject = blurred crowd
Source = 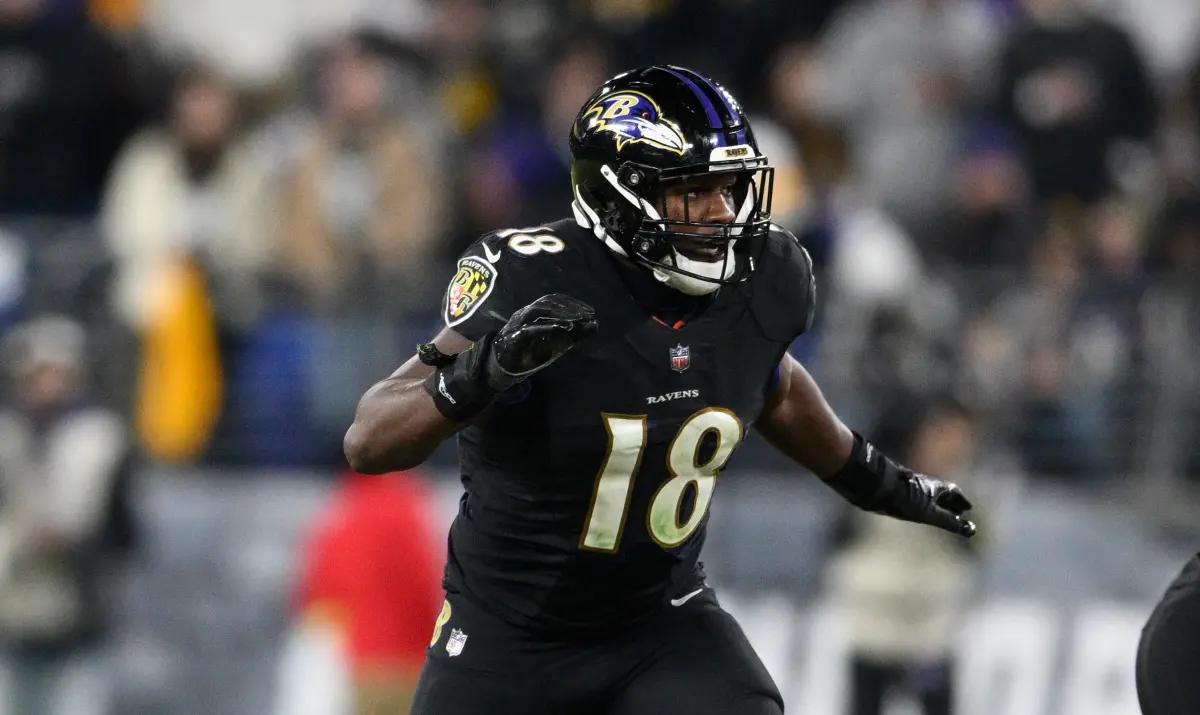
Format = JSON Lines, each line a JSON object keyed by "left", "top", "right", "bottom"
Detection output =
{"left": 0, "top": 0, "right": 1198, "bottom": 712}
{"left": 0, "top": 0, "right": 1196, "bottom": 480}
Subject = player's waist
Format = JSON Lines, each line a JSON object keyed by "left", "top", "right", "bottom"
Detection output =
{"left": 446, "top": 520, "right": 704, "bottom": 635}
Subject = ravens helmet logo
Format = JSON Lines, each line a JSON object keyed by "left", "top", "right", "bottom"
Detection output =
{"left": 578, "top": 91, "right": 687, "bottom": 155}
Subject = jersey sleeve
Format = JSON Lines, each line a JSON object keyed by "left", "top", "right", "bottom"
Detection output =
{"left": 441, "top": 233, "right": 520, "bottom": 341}
{"left": 750, "top": 225, "right": 817, "bottom": 341}
{"left": 790, "top": 236, "right": 817, "bottom": 335}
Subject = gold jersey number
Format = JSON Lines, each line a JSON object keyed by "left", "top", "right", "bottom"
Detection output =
{"left": 580, "top": 408, "right": 743, "bottom": 552}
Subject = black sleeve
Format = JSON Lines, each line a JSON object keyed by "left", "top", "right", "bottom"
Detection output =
{"left": 749, "top": 226, "right": 817, "bottom": 341}
{"left": 792, "top": 238, "right": 817, "bottom": 335}
{"left": 441, "top": 233, "right": 520, "bottom": 341}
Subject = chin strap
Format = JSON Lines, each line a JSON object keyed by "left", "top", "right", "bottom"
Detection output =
{"left": 648, "top": 248, "right": 737, "bottom": 296}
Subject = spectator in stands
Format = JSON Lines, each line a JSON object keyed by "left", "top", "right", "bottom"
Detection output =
{"left": 102, "top": 63, "right": 272, "bottom": 332}
{"left": 584, "top": 0, "right": 836, "bottom": 110}
{"left": 825, "top": 398, "right": 983, "bottom": 715}
{"left": 0, "top": 0, "right": 142, "bottom": 215}
{"left": 276, "top": 30, "right": 444, "bottom": 317}
{"left": 793, "top": 0, "right": 1003, "bottom": 238}
{"left": 0, "top": 315, "right": 133, "bottom": 715}
{"left": 274, "top": 468, "right": 443, "bottom": 715}
{"left": 1138, "top": 192, "right": 1200, "bottom": 480}
{"left": 996, "top": 0, "right": 1157, "bottom": 203}
{"left": 799, "top": 125, "right": 962, "bottom": 429}
{"left": 966, "top": 209, "right": 1134, "bottom": 477}
{"left": 272, "top": 30, "right": 448, "bottom": 451}
{"left": 459, "top": 39, "right": 610, "bottom": 243}
{"left": 929, "top": 123, "right": 1035, "bottom": 288}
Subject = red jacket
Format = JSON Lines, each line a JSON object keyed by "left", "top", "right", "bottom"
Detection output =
{"left": 296, "top": 469, "right": 444, "bottom": 677}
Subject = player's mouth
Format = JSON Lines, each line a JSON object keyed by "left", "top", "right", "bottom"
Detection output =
{"left": 671, "top": 235, "right": 729, "bottom": 262}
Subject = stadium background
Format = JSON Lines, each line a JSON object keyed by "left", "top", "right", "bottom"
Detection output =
{"left": 0, "top": 0, "right": 1198, "bottom": 713}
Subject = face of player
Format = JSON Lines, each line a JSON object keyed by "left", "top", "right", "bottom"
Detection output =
{"left": 660, "top": 173, "right": 738, "bottom": 262}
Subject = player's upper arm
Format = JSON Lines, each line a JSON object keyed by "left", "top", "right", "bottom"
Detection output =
{"left": 761, "top": 351, "right": 795, "bottom": 419}
{"left": 756, "top": 352, "right": 853, "bottom": 477}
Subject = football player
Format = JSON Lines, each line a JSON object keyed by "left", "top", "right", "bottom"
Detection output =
{"left": 344, "top": 65, "right": 976, "bottom": 715}
{"left": 1137, "top": 552, "right": 1200, "bottom": 715}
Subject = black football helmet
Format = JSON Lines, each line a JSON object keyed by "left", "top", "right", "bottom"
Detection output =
{"left": 569, "top": 65, "right": 773, "bottom": 293}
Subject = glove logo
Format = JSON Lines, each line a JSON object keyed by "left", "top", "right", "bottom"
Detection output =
{"left": 445, "top": 256, "right": 497, "bottom": 327}
{"left": 438, "top": 373, "right": 456, "bottom": 405}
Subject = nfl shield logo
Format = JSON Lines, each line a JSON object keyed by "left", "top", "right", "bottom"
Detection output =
{"left": 670, "top": 344, "right": 690, "bottom": 372}
{"left": 446, "top": 628, "right": 468, "bottom": 657}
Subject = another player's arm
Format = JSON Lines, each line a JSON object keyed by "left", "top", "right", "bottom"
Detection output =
{"left": 344, "top": 328, "right": 471, "bottom": 474}
{"left": 756, "top": 353, "right": 976, "bottom": 537}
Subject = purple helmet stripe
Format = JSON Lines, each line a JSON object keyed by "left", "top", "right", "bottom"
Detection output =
{"left": 675, "top": 66, "right": 748, "bottom": 146}
{"left": 661, "top": 66, "right": 727, "bottom": 148}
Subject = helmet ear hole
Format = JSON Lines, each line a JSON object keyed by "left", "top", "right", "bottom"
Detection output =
{"left": 602, "top": 210, "right": 630, "bottom": 238}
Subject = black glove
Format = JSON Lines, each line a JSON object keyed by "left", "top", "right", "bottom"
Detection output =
{"left": 486, "top": 293, "right": 599, "bottom": 389}
{"left": 824, "top": 432, "right": 976, "bottom": 538}
{"left": 421, "top": 294, "right": 598, "bottom": 421}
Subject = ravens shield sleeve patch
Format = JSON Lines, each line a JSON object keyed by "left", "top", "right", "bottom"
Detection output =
{"left": 445, "top": 255, "right": 498, "bottom": 327}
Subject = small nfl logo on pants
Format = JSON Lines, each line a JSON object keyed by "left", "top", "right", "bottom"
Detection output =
{"left": 670, "top": 344, "right": 690, "bottom": 372}
{"left": 446, "top": 628, "right": 468, "bottom": 657}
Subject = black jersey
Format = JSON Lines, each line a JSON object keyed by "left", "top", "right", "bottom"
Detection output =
{"left": 1137, "top": 552, "right": 1200, "bottom": 715}
{"left": 439, "top": 217, "right": 815, "bottom": 634}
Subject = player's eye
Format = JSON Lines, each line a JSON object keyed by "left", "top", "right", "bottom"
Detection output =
{"left": 684, "top": 187, "right": 731, "bottom": 201}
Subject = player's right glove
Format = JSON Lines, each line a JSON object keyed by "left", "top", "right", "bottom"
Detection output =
{"left": 824, "top": 432, "right": 976, "bottom": 538}
{"left": 421, "top": 294, "right": 598, "bottom": 421}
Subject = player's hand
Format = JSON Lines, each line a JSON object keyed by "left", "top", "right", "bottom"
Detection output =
{"left": 883, "top": 471, "right": 976, "bottom": 538}
{"left": 824, "top": 433, "right": 976, "bottom": 539}
{"left": 487, "top": 294, "right": 598, "bottom": 389}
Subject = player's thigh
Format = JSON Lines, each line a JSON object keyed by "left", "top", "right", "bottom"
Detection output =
{"left": 414, "top": 592, "right": 558, "bottom": 715}
{"left": 411, "top": 655, "right": 552, "bottom": 715}
{"left": 607, "top": 598, "right": 783, "bottom": 715}
{"left": 1136, "top": 596, "right": 1200, "bottom": 715}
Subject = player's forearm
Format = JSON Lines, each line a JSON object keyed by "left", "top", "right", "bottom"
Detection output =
{"left": 757, "top": 355, "right": 975, "bottom": 537}
{"left": 755, "top": 354, "right": 854, "bottom": 477}
{"left": 344, "top": 372, "right": 458, "bottom": 474}
{"left": 345, "top": 329, "right": 479, "bottom": 473}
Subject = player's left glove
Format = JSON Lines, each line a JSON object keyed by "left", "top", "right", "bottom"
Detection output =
{"left": 419, "top": 294, "right": 598, "bottom": 421}
{"left": 824, "top": 432, "right": 976, "bottom": 538}
{"left": 486, "top": 293, "right": 599, "bottom": 390}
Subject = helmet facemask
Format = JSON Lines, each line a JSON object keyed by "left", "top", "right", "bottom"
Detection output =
{"left": 643, "top": 158, "right": 774, "bottom": 294}
{"left": 573, "top": 157, "right": 774, "bottom": 295}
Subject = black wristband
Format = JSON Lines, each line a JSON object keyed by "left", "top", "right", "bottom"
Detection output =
{"left": 421, "top": 333, "right": 500, "bottom": 422}
{"left": 417, "top": 341, "right": 456, "bottom": 368}
{"left": 822, "top": 432, "right": 901, "bottom": 511}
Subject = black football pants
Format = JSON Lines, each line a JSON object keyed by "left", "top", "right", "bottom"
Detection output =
{"left": 1137, "top": 553, "right": 1200, "bottom": 715}
{"left": 411, "top": 587, "right": 784, "bottom": 715}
